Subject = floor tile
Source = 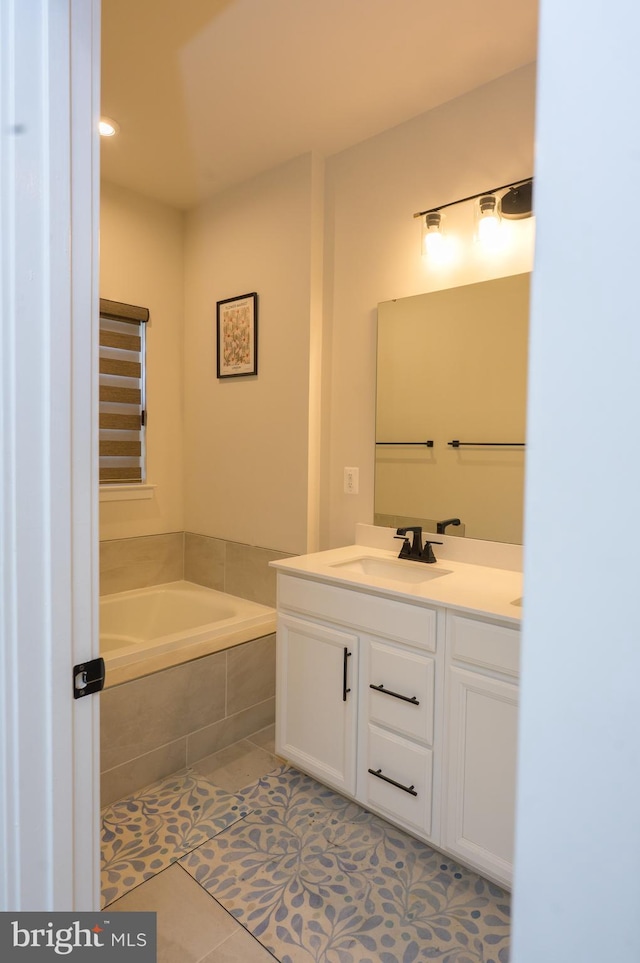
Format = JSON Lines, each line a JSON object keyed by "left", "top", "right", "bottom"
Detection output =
{"left": 181, "top": 767, "right": 511, "bottom": 963}
{"left": 246, "top": 724, "right": 276, "bottom": 755}
{"left": 108, "top": 864, "right": 239, "bottom": 963}
{"left": 201, "top": 927, "right": 278, "bottom": 963}
{"left": 191, "top": 738, "right": 280, "bottom": 794}
{"left": 101, "top": 769, "right": 249, "bottom": 907}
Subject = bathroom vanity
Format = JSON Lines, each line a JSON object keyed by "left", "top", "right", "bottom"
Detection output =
{"left": 271, "top": 527, "right": 521, "bottom": 889}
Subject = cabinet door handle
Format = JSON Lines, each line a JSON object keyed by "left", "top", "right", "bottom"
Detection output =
{"left": 342, "top": 648, "right": 352, "bottom": 702}
{"left": 367, "top": 767, "right": 418, "bottom": 797}
{"left": 369, "top": 683, "right": 419, "bottom": 706}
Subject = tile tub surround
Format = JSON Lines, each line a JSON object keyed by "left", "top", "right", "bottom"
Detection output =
{"left": 100, "top": 530, "right": 292, "bottom": 605}
{"left": 100, "top": 532, "right": 184, "bottom": 596}
{"left": 101, "top": 634, "right": 276, "bottom": 805}
{"left": 184, "top": 532, "right": 292, "bottom": 607}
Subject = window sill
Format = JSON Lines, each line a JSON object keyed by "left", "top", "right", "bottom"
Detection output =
{"left": 99, "top": 484, "right": 156, "bottom": 503}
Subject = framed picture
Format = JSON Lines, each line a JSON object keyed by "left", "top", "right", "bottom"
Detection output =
{"left": 216, "top": 292, "right": 258, "bottom": 378}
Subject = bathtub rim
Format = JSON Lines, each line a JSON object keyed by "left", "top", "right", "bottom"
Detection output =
{"left": 101, "top": 580, "right": 276, "bottom": 688}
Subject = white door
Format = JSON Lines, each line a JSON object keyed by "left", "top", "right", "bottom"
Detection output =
{"left": 276, "top": 613, "right": 358, "bottom": 794}
{"left": 0, "top": 0, "right": 101, "bottom": 910}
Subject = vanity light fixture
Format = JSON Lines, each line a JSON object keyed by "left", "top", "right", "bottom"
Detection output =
{"left": 99, "top": 116, "right": 120, "bottom": 137}
{"left": 415, "top": 176, "right": 533, "bottom": 257}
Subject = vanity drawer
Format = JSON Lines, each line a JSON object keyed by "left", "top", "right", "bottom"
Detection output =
{"left": 367, "top": 639, "right": 434, "bottom": 744}
{"left": 278, "top": 574, "right": 437, "bottom": 650}
{"left": 447, "top": 612, "right": 520, "bottom": 677}
{"left": 364, "top": 725, "right": 433, "bottom": 835}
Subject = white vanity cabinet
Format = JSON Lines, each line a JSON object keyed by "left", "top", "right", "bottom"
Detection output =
{"left": 274, "top": 564, "right": 521, "bottom": 890}
{"left": 276, "top": 574, "right": 438, "bottom": 801}
{"left": 442, "top": 612, "right": 520, "bottom": 888}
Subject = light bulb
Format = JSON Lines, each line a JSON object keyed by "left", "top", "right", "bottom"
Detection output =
{"left": 99, "top": 117, "right": 119, "bottom": 137}
{"left": 424, "top": 230, "right": 446, "bottom": 257}
{"left": 476, "top": 195, "right": 502, "bottom": 246}
{"left": 422, "top": 211, "right": 445, "bottom": 258}
{"left": 477, "top": 213, "right": 501, "bottom": 243}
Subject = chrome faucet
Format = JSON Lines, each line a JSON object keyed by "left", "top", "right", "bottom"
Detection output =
{"left": 395, "top": 526, "right": 442, "bottom": 564}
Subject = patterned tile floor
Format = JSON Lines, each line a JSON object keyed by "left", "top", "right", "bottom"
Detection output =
{"left": 101, "top": 727, "right": 510, "bottom": 963}
{"left": 101, "top": 769, "right": 249, "bottom": 907}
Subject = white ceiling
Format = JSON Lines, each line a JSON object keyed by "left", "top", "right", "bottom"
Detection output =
{"left": 101, "top": 0, "right": 538, "bottom": 210}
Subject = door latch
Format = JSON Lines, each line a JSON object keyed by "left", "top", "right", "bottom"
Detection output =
{"left": 73, "top": 657, "right": 106, "bottom": 699}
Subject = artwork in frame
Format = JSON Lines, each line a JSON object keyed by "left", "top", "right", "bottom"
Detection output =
{"left": 216, "top": 292, "right": 258, "bottom": 378}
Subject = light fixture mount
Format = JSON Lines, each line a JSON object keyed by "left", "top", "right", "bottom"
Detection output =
{"left": 413, "top": 176, "right": 534, "bottom": 221}
{"left": 478, "top": 195, "right": 499, "bottom": 215}
{"left": 501, "top": 179, "right": 533, "bottom": 219}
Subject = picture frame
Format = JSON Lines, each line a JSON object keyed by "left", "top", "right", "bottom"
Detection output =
{"left": 216, "top": 292, "right": 258, "bottom": 378}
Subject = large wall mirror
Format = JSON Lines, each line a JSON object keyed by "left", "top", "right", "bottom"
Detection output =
{"left": 375, "top": 272, "right": 530, "bottom": 544}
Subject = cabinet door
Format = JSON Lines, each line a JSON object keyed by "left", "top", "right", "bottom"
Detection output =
{"left": 276, "top": 613, "right": 358, "bottom": 795}
{"left": 443, "top": 666, "right": 518, "bottom": 888}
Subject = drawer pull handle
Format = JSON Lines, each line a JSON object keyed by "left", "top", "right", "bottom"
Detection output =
{"left": 368, "top": 767, "right": 418, "bottom": 797}
{"left": 369, "top": 683, "right": 419, "bottom": 706}
{"left": 342, "top": 648, "right": 352, "bottom": 702}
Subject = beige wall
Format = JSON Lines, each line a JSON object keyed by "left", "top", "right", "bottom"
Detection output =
{"left": 323, "top": 63, "right": 536, "bottom": 547}
{"left": 99, "top": 65, "right": 536, "bottom": 555}
{"left": 100, "top": 182, "right": 185, "bottom": 540}
{"left": 182, "top": 154, "right": 320, "bottom": 556}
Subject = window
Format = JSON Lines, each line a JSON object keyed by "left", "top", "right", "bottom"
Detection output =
{"left": 99, "top": 298, "right": 148, "bottom": 483}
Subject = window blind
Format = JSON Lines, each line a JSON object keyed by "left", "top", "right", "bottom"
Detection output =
{"left": 99, "top": 298, "right": 148, "bottom": 484}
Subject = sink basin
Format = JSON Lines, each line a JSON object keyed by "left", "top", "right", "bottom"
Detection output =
{"left": 330, "top": 556, "right": 452, "bottom": 584}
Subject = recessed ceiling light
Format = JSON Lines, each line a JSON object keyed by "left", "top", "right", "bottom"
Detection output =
{"left": 99, "top": 117, "right": 119, "bottom": 137}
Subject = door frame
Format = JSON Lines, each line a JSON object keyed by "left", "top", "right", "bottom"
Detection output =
{"left": 0, "top": 0, "right": 101, "bottom": 910}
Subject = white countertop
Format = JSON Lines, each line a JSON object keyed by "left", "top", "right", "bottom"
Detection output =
{"left": 271, "top": 544, "right": 523, "bottom": 624}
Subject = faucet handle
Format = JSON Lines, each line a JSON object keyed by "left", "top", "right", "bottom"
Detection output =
{"left": 393, "top": 533, "right": 412, "bottom": 558}
{"left": 421, "top": 539, "right": 443, "bottom": 563}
